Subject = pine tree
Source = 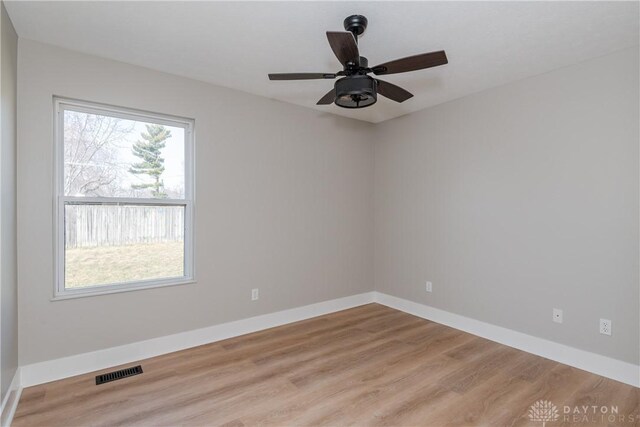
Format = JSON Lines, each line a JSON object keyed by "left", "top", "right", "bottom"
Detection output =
{"left": 129, "top": 124, "right": 171, "bottom": 198}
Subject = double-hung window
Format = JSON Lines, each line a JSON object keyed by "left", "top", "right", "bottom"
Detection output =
{"left": 54, "top": 98, "right": 195, "bottom": 299}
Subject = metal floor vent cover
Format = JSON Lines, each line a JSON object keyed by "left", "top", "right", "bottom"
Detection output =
{"left": 95, "top": 365, "right": 143, "bottom": 385}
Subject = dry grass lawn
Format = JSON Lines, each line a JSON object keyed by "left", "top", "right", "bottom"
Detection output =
{"left": 65, "top": 241, "right": 184, "bottom": 288}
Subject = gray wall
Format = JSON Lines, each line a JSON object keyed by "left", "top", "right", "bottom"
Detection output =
{"left": 374, "top": 48, "right": 639, "bottom": 364}
{"left": 15, "top": 39, "right": 639, "bottom": 368}
{"left": 1, "top": 0, "right": 18, "bottom": 400}
{"left": 17, "top": 40, "right": 374, "bottom": 365}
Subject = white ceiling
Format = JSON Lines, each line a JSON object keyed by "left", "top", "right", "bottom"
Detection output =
{"left": 5, "top": 1, "right": 639, "bottom": 123}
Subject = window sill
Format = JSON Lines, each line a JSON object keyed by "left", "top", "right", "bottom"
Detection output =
{"left": 51, "top": 278, "right": 196, "bottom": 301}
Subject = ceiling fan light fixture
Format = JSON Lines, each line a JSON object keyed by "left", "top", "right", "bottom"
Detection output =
{"left": 268, "top": 14, "right": 448, "bottom": 108}
{"left": 334, "top": 75, "right": 377, "bottom": 109}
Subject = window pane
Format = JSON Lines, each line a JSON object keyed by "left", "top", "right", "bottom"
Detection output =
{"left": 63, "top": 109, "right": 185, "bottom": 199}
{"left": 64, "top": 204, "right": 185, "bottom": 289}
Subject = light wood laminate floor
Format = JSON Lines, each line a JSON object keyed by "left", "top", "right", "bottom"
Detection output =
{"left": 13, "top": 304, "right": 640, "bottom": 426}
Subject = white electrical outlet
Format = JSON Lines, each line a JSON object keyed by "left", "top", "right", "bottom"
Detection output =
{"left": 425, "top": 281, "right": 432, "bottom": 293}
{"left": 553, "top": 308, "right": 563, "bottom": 323}
{"left": 599, "top": 319, "right": 612, "bottom": 336}
{"left": 251, "top": 288, "right": 259, "bottom": 301}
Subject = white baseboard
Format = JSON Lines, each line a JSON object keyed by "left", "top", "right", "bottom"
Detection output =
{"left": 1, "top": 368, "right": 22, "bottom": 427}
{"left": 18, "top": 290, "right": 639, "bottom": 392}
{"left": 20, "top": 292, "right": 375, "bottom": 387}
{"left": 373, "top": 291, "right": 640, "bottom": 388}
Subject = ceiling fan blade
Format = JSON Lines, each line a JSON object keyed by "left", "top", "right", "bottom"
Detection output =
{"left": 376, "top": 80, "right": 413, "bottom": 103}
{"left": 316, "top": 89, "right": 336, "bottom": 105}
{"left": 269, "top": 73, "right": 337, "bottom": 80}
{"left": 372, "top": 50, "right": 448, "bottom": 75}
{"left": 326, "top": 31, "right": 360, "bottom": 65}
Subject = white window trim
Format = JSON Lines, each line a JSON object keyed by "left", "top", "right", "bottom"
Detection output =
{"left": 53, "top": 97, "right": 196, "bottom": 300}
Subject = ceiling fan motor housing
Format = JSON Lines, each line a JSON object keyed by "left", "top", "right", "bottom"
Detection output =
{"left": 334, "top": 75, "right": 377, "bottom": 108}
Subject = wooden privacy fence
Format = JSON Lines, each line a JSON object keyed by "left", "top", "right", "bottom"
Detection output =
{"left": 65, "top": 204, "right": 184, "bottom": 249}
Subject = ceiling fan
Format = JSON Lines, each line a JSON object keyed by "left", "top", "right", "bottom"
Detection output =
{"left": 268, "top": 15, "right": 448, "bottom": 109}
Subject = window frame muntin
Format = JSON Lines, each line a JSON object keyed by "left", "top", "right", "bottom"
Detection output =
{"left": 53, "top": 97, "right": 196, "bottom": 300}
